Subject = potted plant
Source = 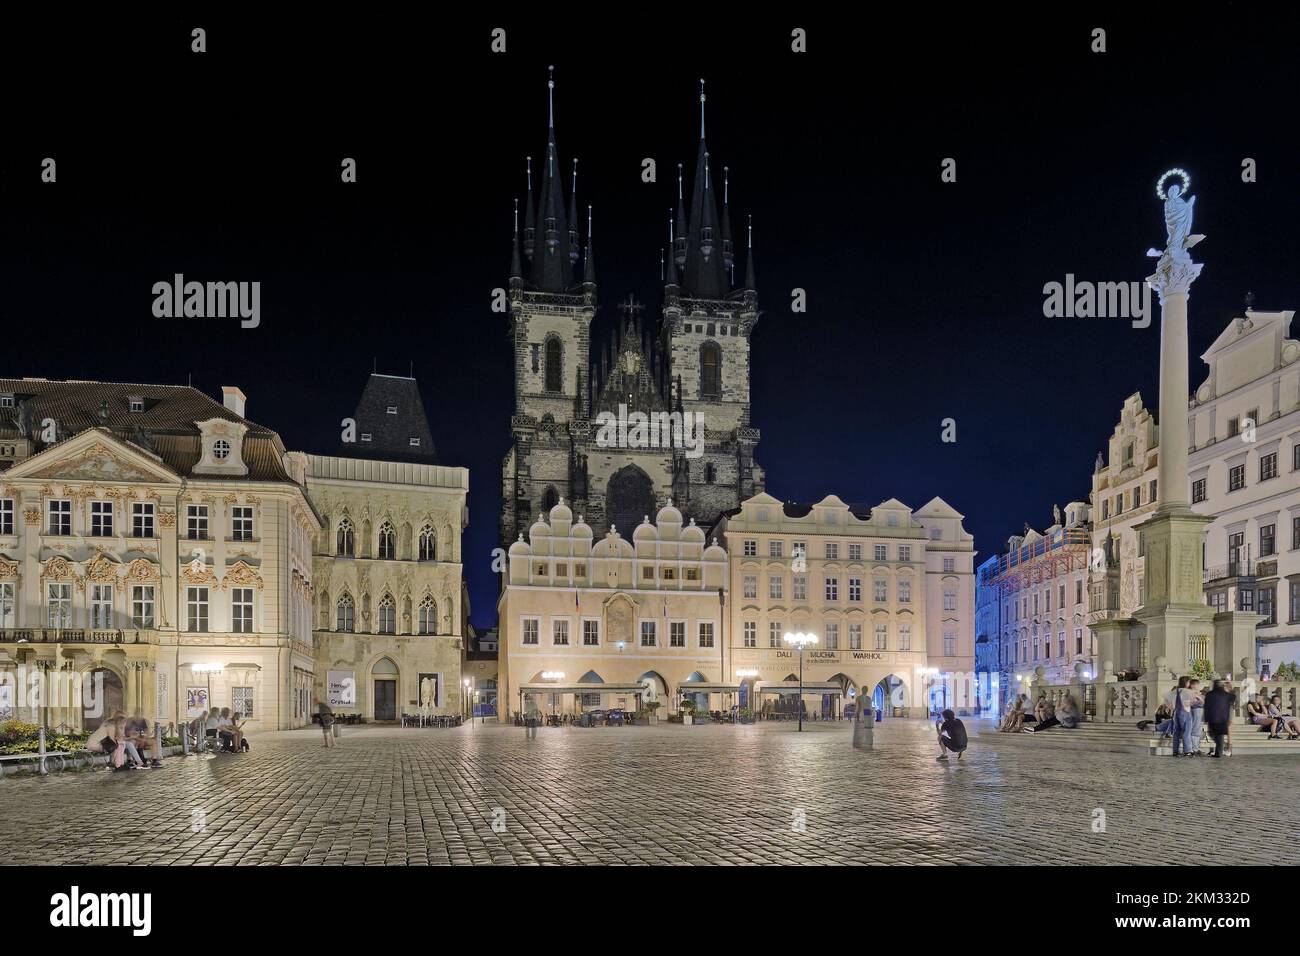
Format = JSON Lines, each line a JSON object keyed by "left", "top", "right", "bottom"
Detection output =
{"left": 643, "top": 700, "right": 662, "bottom": 726}
{"left": 680, "top": 699, "right": 696, "bottom": 726}
{"left": 737, "top": 707, "right": 754, "bottom": 725}
{"left": 1189, "top": 659, "right": 1217, "bottom": 684}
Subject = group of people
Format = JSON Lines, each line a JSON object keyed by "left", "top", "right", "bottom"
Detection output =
{"left": 998, "top": 692, "right": 1082, "bottom": 734}
{"left": 92, "top": 709, "right": 163, "bottom": 771}
{"left": 188, "top": 708, "right": 249, "bottom": 754}
{"left": 1246, "top": 691, "right": 1300, "bottom": 740}
{"left": 1138, "top": 677, "right": 1239, "bottom": 757}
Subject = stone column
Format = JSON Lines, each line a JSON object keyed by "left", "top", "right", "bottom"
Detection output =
{"left": 1155, "top": 288, "right": 1193, "bottom": 513}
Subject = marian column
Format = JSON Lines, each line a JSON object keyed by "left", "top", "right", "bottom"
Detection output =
{"left": 1133, "top": 171, "right": 1256, "bottom": 690}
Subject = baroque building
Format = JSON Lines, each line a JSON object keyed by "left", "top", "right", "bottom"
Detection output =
{"left": 500, "top": 72, "right": 763, "bottom": 550}
{"left": 0, "top": 379, "right": 319, "bottom": 730}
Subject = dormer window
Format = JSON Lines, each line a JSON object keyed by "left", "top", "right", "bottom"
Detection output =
{"left": 361, "top": 433, "right": 372, "bottom": 442}
{"left": 128, "top": 396, "right": 144, "bottom": 413}
{"left": 386, "top": 405, "right": 398, "bottom": 415}
{"left": 213, "top": 439, "right": 231, "bottom": 460}
{"left": 409, "top": 438, "right": 421, "bottom": 447}
{"left": 0, "top": 395, "right": 14, "bottom": 408}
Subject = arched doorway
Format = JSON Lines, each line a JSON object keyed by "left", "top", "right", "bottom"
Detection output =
{"left": 607, "top": 464, "right": 655, "bottom": 536}
{"left": 828, "top": 673, "right": 856, "bottom": 720}
{"left": 83, "top": 668, "right": 123, "bottom": 732}
{"left": 638, "top": 670, "right": 668, "bottom": 712}
{"left": 872, "top": 674, "right": 909, "bottom": 719}
{"left": 372, "top": 657, "right": 399, "bottom": 721}
{"left": 681, "top": 671, "right": 709, "bottom": 712}
{"left": 577, "top": 670, "right": 604, "bottom": 711}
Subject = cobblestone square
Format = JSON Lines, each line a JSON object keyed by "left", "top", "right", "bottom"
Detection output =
{"left": 2, "top": 720, "right": 1296, "bottom": 866}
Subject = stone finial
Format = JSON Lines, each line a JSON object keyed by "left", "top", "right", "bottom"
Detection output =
{"left": 643, "top": 515, "right": 649, "bottom": 524}
{"left": 517, "top": 532, "right": 524, "bottom": 541}
{"left": 578, "top": 514, "right": 584, "bottom": 523}
{"left": 689, "top": 517, "right": 696, "bottom": 525}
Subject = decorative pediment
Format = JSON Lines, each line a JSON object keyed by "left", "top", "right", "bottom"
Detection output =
{"left": 41, "top": 556, "right": 77, "bottom": 581}
{"left": 0, "top": 556, "right": 19, "bottom": 580}
{"left": 84, "top": 553, "right": 121, "bottom": 584}
{"left": 180, "top": 561, "right": 219, "bottom": 587}
{"left": 26, "top": 439, "right": 173, "bottom": 484}
{"left": 124, "top": 558, "right": 160, "bottom": 583}
{"left": 221, "top": 560, "right": 264, "bottom": 590}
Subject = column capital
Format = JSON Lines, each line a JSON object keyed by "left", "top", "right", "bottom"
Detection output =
{"left": 1146, "top": 256, "right": 1203, "bottom": 302}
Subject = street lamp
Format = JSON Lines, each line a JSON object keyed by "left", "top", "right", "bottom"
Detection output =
{"left": 463, "top": 677, "right": 471, "bottom": 722}
{"left": 782, "top": 631, "right": 818, "bottom": 732}
{"left": 736, "top": 669, "right": 758, "bottom": 722}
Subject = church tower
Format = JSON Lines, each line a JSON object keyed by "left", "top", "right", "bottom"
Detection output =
{"left": 501, "top": 72, "right": 763, "bottom": 551}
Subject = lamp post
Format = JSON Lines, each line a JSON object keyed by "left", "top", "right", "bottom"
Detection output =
{"left": 463, "top": 677, "right": 471, "bottom": 722}
{"left": 474, "top": 690, "right": 481, "bottom": 725}
{"left": 192, "top": 662, "right": 223, "bottom": 715}
{"left": 541, "top": 671, "right": 564, "bottom": 723}
{"left": 782, "top": 632, "right": 818, "bottom": 732}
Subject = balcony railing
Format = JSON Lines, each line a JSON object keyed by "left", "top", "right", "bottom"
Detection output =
{"left": 0, "top": 628, "right": 134, "bottom": 644}
{"left": 1203, "top": 560, "right": 1255, "bottom": 584}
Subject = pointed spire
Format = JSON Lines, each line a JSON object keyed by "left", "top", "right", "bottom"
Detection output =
{"left": 530, "top": 66, "right": 573, "bottom": 291}
{"left": 583, "top": 204, "right": 596, "bottom": 287}
{"left": 682, "top": 137, "right": 727, "bottom": 297}
{"left": 744, "top": 214, "right": 756, "bottom": 291}
{"left": 721, "top": 165, "right": 735, "bottom": 282}
{"left": 523, "top": 156, "right": 535, "bottom": 261}
{"left": 673, "top": 164, "right": 688, "bottom": 267}
{"left": 509, "top": 198, "right": 523, "bottom": 280}
{"left": 666, "top": 209, "right": 679, "bottom": 286}
{"left": 699, "top": 77, "right": 706, "bottom": 139}
{"left": 548, "top": 64, "right": 555, "bottom": 128}
{"left": 568, "top": 158, "right": 580, "bottom": 265}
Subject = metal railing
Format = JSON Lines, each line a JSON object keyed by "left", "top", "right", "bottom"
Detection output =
{"left": 0, "top": 628, "right": 133, "bottom": 644}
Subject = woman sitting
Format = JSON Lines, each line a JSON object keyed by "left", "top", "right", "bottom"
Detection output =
{"left": 1000, "top": 694, "right": 1031, "bottom": 733}
{"left": 1266, "top": 695, "right": 1300, "bottom": 740}
{"left": 1246, "top": 694, "right": 1282, "bottom": 738}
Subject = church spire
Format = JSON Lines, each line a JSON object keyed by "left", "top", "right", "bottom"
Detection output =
{"left": 583, "top": 204, "right": 596, "bottom": 288}
{"left": 509, "top": 198, "right": 523, "bottom": 281}
{"left": 681, "top": 79, "right": 728, "bottom": 299}
{"left": 666, "top": 208, "right": 679, "bottom": 286}
{"left": 530, "top": 66, "right": 574, "bottom": 292}
{"left": 568, "top": 158, "right": 581, "bottom": 266}
{"left": 744, "top": 214, "right": 756, "bottom": 291}
{"left": 721, "top": 165, "right": 735, "bottom": 283}
{"left": 673, "top": 163, "right": 687, "bottom": 268}
{"left": 523, "top": 156, "right": 535, "bottom": 261}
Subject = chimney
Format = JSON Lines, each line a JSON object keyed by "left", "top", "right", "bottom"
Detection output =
{"left": 222, "top": 386, "right": 246, "bottom": 418}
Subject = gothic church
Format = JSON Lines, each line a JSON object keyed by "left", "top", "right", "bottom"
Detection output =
{"left": 500, "top": 71, "right": 764, "bottom": 547}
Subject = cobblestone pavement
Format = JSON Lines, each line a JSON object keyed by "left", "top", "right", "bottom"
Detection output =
{"left": 1, "top": 719, "right": 1296, "bottom": 865}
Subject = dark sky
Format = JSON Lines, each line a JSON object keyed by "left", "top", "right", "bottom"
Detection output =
{"left": 3, "top": 8, "right": 1298, "bottom": 628}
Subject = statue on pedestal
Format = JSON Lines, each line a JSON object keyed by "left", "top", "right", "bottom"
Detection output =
{"left": 1146, "top": 169, "right": 1205, "bottom": 297}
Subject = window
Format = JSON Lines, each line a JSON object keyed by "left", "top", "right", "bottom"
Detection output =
{"left": 792, "top": 575, "right": 807, "bottom": 600}
{"left": 544, "top": 337, "right": 563, "bottom": 392}
{"left": 682, "top": 566, "right": 695, "bottom": 581}
{"left": 1260, "top": 452, "right": 1278, "bottom": 481}
{"left": 0, "top": 582, "right": 14, "bottom": 628}
{"left": 848, "top": 578, "right": 862, "bottom": 602}
{"left": 769, "top": 540, "right": 783, "bottom": 558}
{"left": 187, "top": 586, "right": 209, "bottom": 632}
{"left": 640, "top": 621, "right": 657, "bottom": 647}
{"left": 768, "top": 622, "right": 783, "bottom": 648}
{"left": 898, "top": 545, "right": 912, "bottom": 562}
{"left": 576, "top": 619, "right": 598, "bottom": 646}
{"left": 1228, "top": 531, "right": 1246, "bottom": 575}
{"left": 943, "top": 557, "right": 955, "bottom": 573}
{"left": 127, "top": 585, "right": 154, "bottom": 629}
{"left": 232, "top": 687, "right": 254, "bottom": 718}
{"left": 0, "top": 395, "right": 11, "bottom": 408}
{"left": 793, "top": 541, "right": 806, "bottom": 561}
{"left": 742, "top": 574, "right": 757, "bottom": 599}
{"left": 232, "top": 588, "right": 254, "bottom": 633}
{"left": 642, "top": 566, "right": 654, "bottom": 581}
{"left": 187, "top": 505, "right": 209, "bottom": 540}
{"left": 898, "top": 579, "right": 911, "bottom": 603}
{"left": 898, "top": 624, "right": 911, "bottom": 651}
{"left": 824, "top": 622, "right": 839, "bottom": 650}
{"left": 825, "top": 542, "right": 839, "bottom": 560}
{"left": 743, "top": 621, "right": 756, "bottom": 647}
{"left": 377, "top": 521, "right": 396, "bottom": 559}
{"left": 874, "top": 544, "right": 887, "bottom": 561}
{"left": 849, "top": 623, "right": 863, "bottom": 650}
{"left": 943, "top": 630, "right": 956, "bottom": 656}
{"left": 1075, "top": 627, "right": 1084, "bottom": 654}
{"left": 768, "top": 575, "right": 783, "bottom": 600}
{"left": 129, "top": 398, "right": 144, "bottom": 413}
{"left": 336, "top": 518, "right": 355, "bottom": 556}
{"left": 848, "top": 543, "right": 862, "bottom": 561}
{"left": 875, "top": 624, "right": 887, "bottom": 650}
{"left": 552, "top": 619, "right": 569, "bottom": 645}
{"left": 824, "top": 577, "right": 839, "bottom": 601}
{"left": 698, "top": 622, "right": 714, "bottom": 648}
{"left": 1076, "top": 580, "right": 1084, "bottom": 604}
{"left": 1228, "top": 416, "right": 1240, "bottom": 437}
{"left": 522, "top": 618, "right": 539, "bottom": 645}
{"left": 943, "top": 585, "right": 957, "bottom": 611}
{"left": 47, "top": 499, "right": 71, "bottom": 535}
{"left": 873, "top": 578, "right": 887, "bottom": 602}
{"left": 1132, "top": 485, "right": 1142, "bottom": 509}
{"left": 699, "top": 341, "right": 722, "bottom": 398}
{"left": 49, "top": 584, "right": 75, "bottom": 626}
{"left": 337, "top": 594, "right": 355, "bottom": 632}
{"left": 1209, "top": 590, "right": 1228, "bottom": 613}
{"left": 408, "top": 438, "right": 421, "bottom": 447}
{"left": 0, "top": 498, "right": 11, "bottom": 535}
{"left": 670, "top": 621, "right": 686, "bottom": 647}
{"left": 1261, "top": 524, "right": 1276, "bottom": 558}
{"left": 1293, "top": 515, "right": 1300, "bottom": 551}
{"left": 1295, "top": 444, "right": 1300, "bottom": 472}
{"left": 743, "top": 539, "right": 757, "bottom": 557}
{"left": 212, "top": 439, "right": 231, "bottom": 460}
{"left": 419, "top": 526, "right": 437, "bottom": 561}
{"left": 1101, "top": 501, "right": 1109, "bottom": 520}
{"left": 1229, "top": 464, "right": 1245, "bottom": 492}
{"left": 360, "top": 433, "right": 372, "bottom": 442}
{"left": 1290, "top": 580, "right": 1300, "bottom": 624}
{"left": 418, "top": 597, "right": 437, "bottom": 635}
{"left": 232, "top": 506, "right": 254, "bottom": 542}
{"left": 1258, "top": 586, "right": 1276, "bottom": 625}
{"left": 1114, "top": 493, "right": 1123, "bottom": 515}
{"left": 90, "top": 585, "right": 113, "bottom": 628}
{"left": 1238, "top": 588, "right": 1254, "bottom": 612}
{"left": 1059, "top": 584, "right": 1066, "bottom": 607}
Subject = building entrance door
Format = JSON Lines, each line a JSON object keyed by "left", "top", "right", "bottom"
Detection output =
{"left": 374, "top": 679, "right": 397, "bottom": 721}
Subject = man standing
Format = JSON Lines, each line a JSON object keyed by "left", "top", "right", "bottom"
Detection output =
{"left": 935, "top": 709, "right": 968, "bottom": 761}
{"left": 1184, "top": 679, "right": 1205, "bottom": 756}
{"left": 1203, "top": 679, "right": 1237, "bottom": 758}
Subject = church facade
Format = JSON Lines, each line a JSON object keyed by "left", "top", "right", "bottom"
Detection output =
{"left": 500, "top": 74, "right": 764, "bottom": 550}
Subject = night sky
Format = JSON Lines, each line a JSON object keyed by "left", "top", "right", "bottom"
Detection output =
{"left": 3, "top": 9, "right": 1298, "bottom": 628}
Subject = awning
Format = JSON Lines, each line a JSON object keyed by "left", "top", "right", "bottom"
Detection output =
{"left": 518, "top": 683, "right": 648, "bottom": 696}
{"left": 755, "top": 681, "right": 845, "bottom": 696}
{"left": 679, "top": 682, "right": 741, "bottom": 693}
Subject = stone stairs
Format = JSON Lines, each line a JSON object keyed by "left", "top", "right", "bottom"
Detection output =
{"left": 973, "top": 718, "right": 1300, "bottom": 756}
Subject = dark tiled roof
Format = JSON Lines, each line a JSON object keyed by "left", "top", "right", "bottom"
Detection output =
{"left": 344, "top": 374, "right": 437, "bottom": 465}
{"left": 0, "top": 378, "right": 291, "bottom": 482}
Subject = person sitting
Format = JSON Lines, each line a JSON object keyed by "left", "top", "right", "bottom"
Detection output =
{"left": 110, "top": 714, "right": 147, "bottom": 770}
{"left": 216, "top": 708, "right": 238, "bottom": 752}
{"left": 125, "top": 708, "right": 162, "bottom": 768}
{"left": 1000, "top": 694, "right": 1031, "bottom": 732}
{"left": 1023, "top": 696, "right": 1056, "bottom": 733}
{"left": 1247, "top": 694, "right": 1282, "bottom": 738}
{"left": 1266, "top": 695, "right": 1300, "bottom": 740}
{"left": 229, "top": 710, "right": 249, "bottom": 751}
{"left": 204, "top": 708, "right": 221, "bottom": 749}
{"left": 935, "top": 709, "right": 968, "bottom": 761}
